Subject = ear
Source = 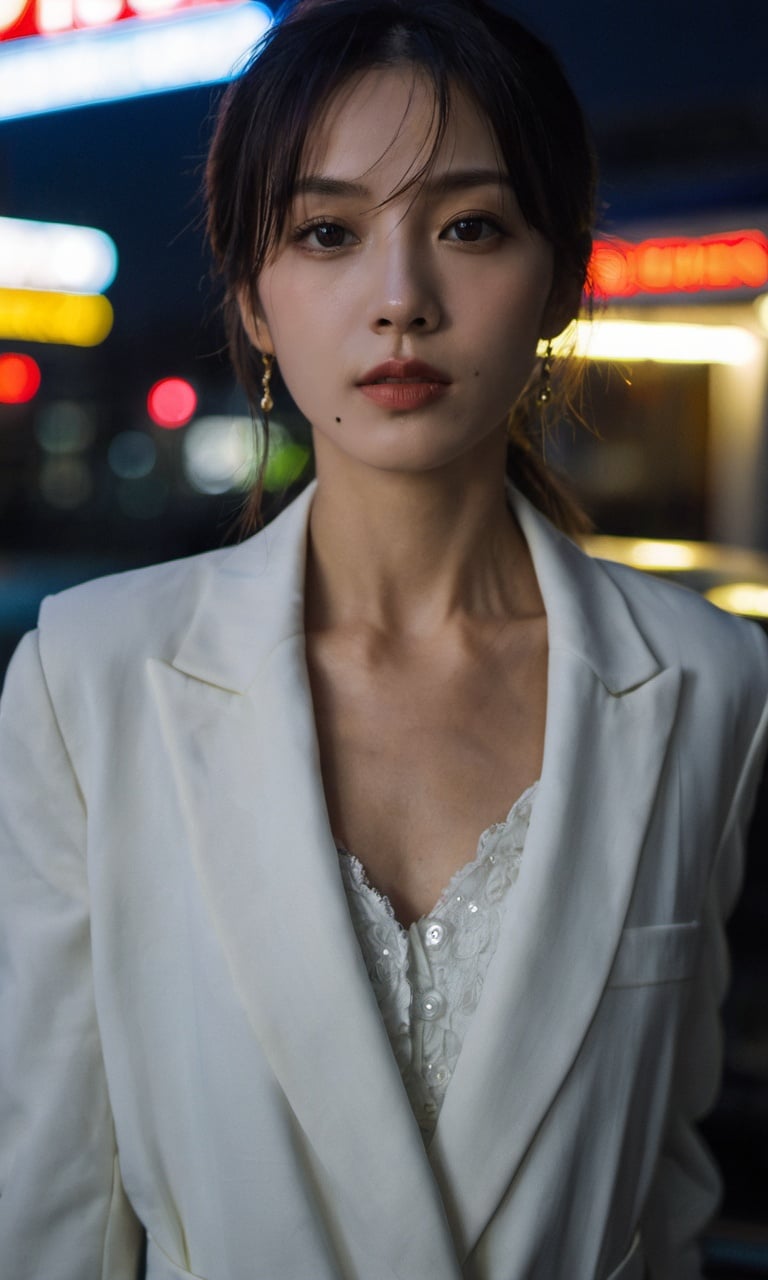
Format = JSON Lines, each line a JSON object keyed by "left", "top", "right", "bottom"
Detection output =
{"left": 236, "top": 286, "right": 275, "bottom": 356}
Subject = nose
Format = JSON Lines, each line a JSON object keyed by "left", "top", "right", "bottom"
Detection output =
{"left": 368, "top": 235, "right": 442, "bottom": 335}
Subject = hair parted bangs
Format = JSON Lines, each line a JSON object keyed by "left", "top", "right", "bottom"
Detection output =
{"left": 205, "top": 0, "right": 597, "bottom": 534}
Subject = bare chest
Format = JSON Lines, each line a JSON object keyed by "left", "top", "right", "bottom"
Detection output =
{"left": 306, "top": 625, "right": 547, "bottom": 927}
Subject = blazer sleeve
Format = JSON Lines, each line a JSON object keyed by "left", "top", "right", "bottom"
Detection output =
{"left": 0, "top": 629, "right": 143, "bottom": 1280}
{"left": 639, "top": 666, "right": 768, "bottom": 1280}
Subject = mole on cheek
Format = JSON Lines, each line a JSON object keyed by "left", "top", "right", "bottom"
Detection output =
{"left": 335, "top": 417, "right": 341, "bottom": 423}
{"left": 473, "top": 370, "right": 480, "bottom": 378}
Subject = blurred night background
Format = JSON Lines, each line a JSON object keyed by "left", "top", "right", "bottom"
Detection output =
{"left": 0, "top": 1, "right": 767, "bottom": 1274}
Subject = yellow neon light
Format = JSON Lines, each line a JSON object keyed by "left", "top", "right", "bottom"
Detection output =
{"left": 543, "top": 320, "right": 761, "bottom": 366}
{"left": 0, "top": 287, "right": 112, "bottom": 346}
{"left": 619, "top": 539, "right": 699, "bottom": 571}
{"left": 705, "top": 583, "right": 768, "bottom": 619}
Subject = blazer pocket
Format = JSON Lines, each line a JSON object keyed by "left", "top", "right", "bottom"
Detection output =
{"left": 604, "top": 1231, "right": 645, "bottom": 1279}
{"left": 145, "top": 1235, "right": 208, "bottom": 1280}
{"left": 607, "top": 921, "right": 701, "bottom": 988}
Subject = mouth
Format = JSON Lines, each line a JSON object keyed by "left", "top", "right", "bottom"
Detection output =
{"left": 356, "top": 359, "right": 451, "bottom": 410}
{"left": 357, "top": 359, "right": 451, "bottom": 387}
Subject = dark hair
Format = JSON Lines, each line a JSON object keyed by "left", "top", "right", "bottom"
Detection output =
{"left": 206, "top": 0, "right": 597, "bottom": 534}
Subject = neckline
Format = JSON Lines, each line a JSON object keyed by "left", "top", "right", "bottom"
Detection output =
{"left": 337, "top": 779, "right": 538, "bottom": 935}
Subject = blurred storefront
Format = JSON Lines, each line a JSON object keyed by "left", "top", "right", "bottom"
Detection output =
{"left": 557, "top": 219, "right": 768, "bottom": 552}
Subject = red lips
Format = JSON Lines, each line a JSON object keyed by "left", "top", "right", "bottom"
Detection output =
{"left": 358, "top": 358, "right": 451, "bottom": 386}
{"left": 357, "top": 358, "right": 451, "bottom": 410}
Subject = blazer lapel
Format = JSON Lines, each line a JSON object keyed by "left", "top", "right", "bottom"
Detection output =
{"left": 427, "top": 492, "right": 682, "bottom": 1261}
{"left": 152, "top": 484, "right": 462, "bottom": 1279}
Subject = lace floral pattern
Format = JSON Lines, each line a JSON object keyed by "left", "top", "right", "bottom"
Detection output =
{"left": 338, "top": 782, "right": 537, "bottom": 1141}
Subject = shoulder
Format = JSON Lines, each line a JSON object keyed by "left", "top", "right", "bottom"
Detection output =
{"left": 21, "top": 485, "right": 315, "bottom": 721}
{"left": 37, "top": 543, "right": 235, "bottom": 668}
{"left": 511, "top": 485, "right": 768, "bottom": 700}
{"left": 583, "top": 552, "right": 768, "bottom": 849}
{"left": 592, "top": 552, "right": 768, "bottom": 710}
{"left": 591, "top": 555, "right": 768, "bottom": 752}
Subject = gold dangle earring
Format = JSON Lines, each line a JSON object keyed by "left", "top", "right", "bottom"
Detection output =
{"left": 260, "top": 352, "right": 274, "bottom": 415}
{"left": 536, "top": 340, "right": 553, "bottom": 405}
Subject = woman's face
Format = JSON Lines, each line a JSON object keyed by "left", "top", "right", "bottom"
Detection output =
{"left": 247, "top": 66, "right": 560, "bottom": 478}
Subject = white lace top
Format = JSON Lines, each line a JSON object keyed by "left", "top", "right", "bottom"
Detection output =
{"left": 337, "top": 782, "right": 538, "bottom": 1141}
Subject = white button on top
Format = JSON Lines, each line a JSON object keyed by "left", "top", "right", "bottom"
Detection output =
{"left": 418, "top": 989, "right": 444, "bottom": 1020}
{"left": 424, "top": 921, "right": 445, "bottom": 948}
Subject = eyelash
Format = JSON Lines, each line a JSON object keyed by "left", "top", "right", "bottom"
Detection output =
{"left": 442, "top": 215, "right": 507, "bottom": 244}
{"left": 291, "top": 213, "right": 507, "bottom": 252}
{"left": 291, "top": 219, "right": 355, "bottom": 252}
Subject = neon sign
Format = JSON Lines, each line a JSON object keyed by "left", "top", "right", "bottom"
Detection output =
{"left": 0, "top": 0, "right": 240, "bottom": 42}
{"left": 0, "top": 288, "right": 113, "bottom": 346}
{"left": 590, "top": 231, "right": 768, "bottom": 298}
{"left": 0, "top": 2, "right": 272, "bottom": 118}
{"left": 0, "top": 215, "right": 118, "bottom": 293}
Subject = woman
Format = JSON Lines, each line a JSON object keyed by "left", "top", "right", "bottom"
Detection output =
{"left": 1, "top": 2, "right": 766, "bottom": 1277}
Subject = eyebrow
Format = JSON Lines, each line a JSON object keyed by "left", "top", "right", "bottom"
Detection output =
{"left": 292, "top": 168, "right": 513, "bottom": 199}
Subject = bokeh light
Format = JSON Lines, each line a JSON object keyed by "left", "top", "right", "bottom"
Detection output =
{"left": 182, "top": 415, "right": 254, "bottom": 494}
{"left": 182, "top": 415, "right": 310, "bottom": 495}
{"left": 0, "top": 288, "right": 113, "bottom": 345}
{"left": 0, "top": 216, "right": 118, "bottom": 293}
{"left": 147, "top": 377, "right": 197, "bottom": 429}
{"left": 706, "top": 583, "right": 768, "bottom": 619}
{"left": 0, "top": 3, "right": 273, "bottom": 121}
{"left": 108, "top": 430, "right": 157, "bottom": 479}
{"left": 263, "top": 440, "right": 312, "bottom": 491}
{"left": 35, "top": 400, "right": 95, "bottom": 453}
{"left": 0, "top": 351, "right": 40, "bottom": 403}
{"left": 545, "top": 321, "right": 761, "bottom": 367}
{"left": 38, "top": 457, "right": 92, "bottom": 509}
{"left": 618, "top": 540, "right": 699, "bottom": 571}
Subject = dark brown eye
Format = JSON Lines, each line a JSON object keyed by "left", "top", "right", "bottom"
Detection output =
{"left": 453, "top": 218, "right": 485, "bottom": 242}
{"left": 443, "top": 217, "right": 502, "bottom": 244}
{"left": 311, "top": 223, "right": 347, "bottom": 248}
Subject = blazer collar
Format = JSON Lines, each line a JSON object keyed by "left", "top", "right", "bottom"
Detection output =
{"left": 172, "top": 479, "right": 660, "bottom": 698}
{"left": 171, "top": 480, "right": 316, "bottom": 693}
{"left": 508, "top": 485, "right": 660, "bottom": 694}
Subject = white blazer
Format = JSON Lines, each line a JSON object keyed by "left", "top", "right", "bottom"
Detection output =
{"left": 1, "top": 483, "right": 767, "bottom": 1280}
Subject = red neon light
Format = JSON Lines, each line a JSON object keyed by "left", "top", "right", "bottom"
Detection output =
{"left": 0, "top": 352, "right": 41, "bottom": 403}
{"left": 589, "top": 231, "right": 768, "bottom": 298}
{"left": 0, "top": 0, "right": 239, "bottom": 43}
{"left": 147, "top": 377, "right": 197, "bottom": 429}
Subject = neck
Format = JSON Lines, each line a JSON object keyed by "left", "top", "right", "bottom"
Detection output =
{"left": 305, "top": 432, "right": 541, "bottom": 638}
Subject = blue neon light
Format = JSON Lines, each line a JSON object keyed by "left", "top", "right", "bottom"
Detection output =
{"left": 0, "top": 2, "right": 272, "bottom": 121}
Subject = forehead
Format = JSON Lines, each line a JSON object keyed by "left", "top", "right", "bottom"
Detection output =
{"left": 299, "top": 66, "right": 503, "bottom": 189}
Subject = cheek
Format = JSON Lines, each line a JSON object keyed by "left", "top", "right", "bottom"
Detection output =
{"left": 467, "top": 284, "right": 546, "bottom": 390}
{"left": 257, "top": 292, "right": 340, "bottom": 422}
{"left": 257, "top": 287, "right": 316, "bottom": 386}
